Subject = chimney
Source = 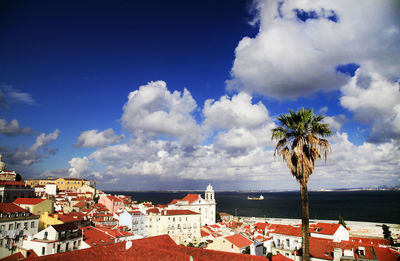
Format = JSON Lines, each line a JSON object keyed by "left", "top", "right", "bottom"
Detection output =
{"left": 333, "top": 248, "right": 342, "bottom": 261}
{"left": 125, "top": 240, "right": 132, "bottom": 249}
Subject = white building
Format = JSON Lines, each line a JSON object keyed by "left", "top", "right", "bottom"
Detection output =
{"left": 114, "top": 210, "right": 146, "bottom": 236}
{"left": 146, "top": 209, "right": 201, "bottom": 245}
{"left": 22, "top": 223, "right": 83, "bottom": 256}
{"left": 0, "top": 203, "right": 39, "bottom": 258}
{"left": 309, "top": 223, "right": 349, "bottom": 242}
{"left": 45, "top": 183, "right": 57, "bottom": 196}
{"left": 168, "top": 184, "right": 216, "bottom": 226}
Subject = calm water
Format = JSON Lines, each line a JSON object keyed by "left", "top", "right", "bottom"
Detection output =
{"left": 106, "top": 190, "right": 400, "bottom": 224}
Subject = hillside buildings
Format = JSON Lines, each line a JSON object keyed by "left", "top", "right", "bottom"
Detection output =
{"left": 168, "top": 184, "right": 216, "bottom": 226}
{"left": 22, "top": 223, "right": 83, "bottom": 256}
{"left": 0, "top": 203, "right": 39, "bottom": 257}
{"left": 25, "top": 177, "right": 90, "bottom": 191}
{"left": 0, "top": 181, "right": 34, "bottom": 203}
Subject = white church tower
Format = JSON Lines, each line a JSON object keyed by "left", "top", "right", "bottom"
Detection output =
{"left": 205, "top": 184, "right": 215, "bottom": 202}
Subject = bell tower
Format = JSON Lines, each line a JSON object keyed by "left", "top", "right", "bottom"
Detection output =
{"left": 205, "top": 184, "right": 215, "bottom": 202}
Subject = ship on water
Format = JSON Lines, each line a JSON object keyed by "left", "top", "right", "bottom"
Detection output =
{"left": 247, "top": 195, "right": 264, "bottom": 200}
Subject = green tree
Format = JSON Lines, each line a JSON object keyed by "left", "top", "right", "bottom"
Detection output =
{"left": 338, "top": 215, "right": 347, "bottom": 228}
{"left": 271, "top": 108, "right": 332, "bottom": 261}
{"left": 216, "top": 211, "right": 222, "bottom": 223}
{"left": 382, "top": 224, "right": 394, "bottom": 245}
{"left": 242, "top": 246, "right": 250, "bottom": 255}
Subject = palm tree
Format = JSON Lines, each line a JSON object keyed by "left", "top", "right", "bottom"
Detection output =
{"left": 271, "top": 108, "right": 332, "bottom": 261}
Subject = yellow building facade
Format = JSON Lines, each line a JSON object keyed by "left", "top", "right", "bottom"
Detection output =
{"left": 39, "top": 211, "right": 63, "bottom": 230}
{"left": 56, "top": 178, "right": 90, "bottom": 191}
{"left": 25, "top": 178, "right": 56, "bottom": 187}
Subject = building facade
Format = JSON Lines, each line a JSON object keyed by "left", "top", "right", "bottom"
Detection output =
{"left": 146, "top": 209, "right": 201, "bottom": 245}
{"left": 22, "top": 223, "right": 83, "bottom": 256}
{"left": 0, "top": 181, "right": 35, "bottom": 203}
{"left": 55, "top": 178, "right": 90, "bottom": 191}
{"left": 168, "top": 184, "right": 216, "bottom": 226}
{"left": 0, "top": 203, "right": 39, "bottom": 258}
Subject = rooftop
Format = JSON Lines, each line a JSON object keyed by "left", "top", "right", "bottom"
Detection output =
{"left": 13, "top": 198, "right": 46, "bottom": 205}
{"left": 0, "top": 203, "right": 31, "bottom": 214}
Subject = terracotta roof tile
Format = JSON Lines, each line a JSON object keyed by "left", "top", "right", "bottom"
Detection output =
{"left": 0, "top": 203, "right": 31, "bottom": 214}
{"left": 161, "top": 209, "right": 199, "bottom": 215}
{"left": 310, "top": 223, "right": 341, "bottom": 235}
{"left": 225, "top": 234, "right": 253, "bottom": 249}
{"left": 13, "top": 198, "right": 46, "bottom": 205}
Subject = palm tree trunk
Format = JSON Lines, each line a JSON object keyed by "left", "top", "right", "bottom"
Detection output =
{"left": 300, "top": 180, "right": 310, "bottom": 261}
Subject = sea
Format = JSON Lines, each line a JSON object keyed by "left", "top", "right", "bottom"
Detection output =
{"left": 105, "top": 190, "right": 400, "bottom": 224}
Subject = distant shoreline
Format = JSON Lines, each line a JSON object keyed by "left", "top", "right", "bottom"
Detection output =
{"left": 105, "top": 188, "right": 400, "bottom": 193}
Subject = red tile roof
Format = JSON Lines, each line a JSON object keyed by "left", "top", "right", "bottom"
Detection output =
{"left": 146, "top": 207, "right": 160, "bottom": 214}
{"left": 181, "top": 194, "right": 200, "bottom": 203}
{"left": 170, "top": 194, "right": 201, "bottom": 205}
{"left": 81, "top": 226, "right": 116, "bottom": 247}
{"left": 308, "top": 237, "right": 385, "bottom": 260}
{"left": 225, "top": 234, "right": 253, "bottom": 249}
{"left": 268, "top": 224, "right": 301, "bottom": 237}
{"left": 13, "top": 198, "right": 46, "bottom": 205}
{"left": 271, "top": 253, "right": 292, "bottom": 261}
{"left": 201, "top": 230, "right": 210, "bottom": 237}
{"left": 349, "top": 236, "right": 391, "bottom": 246}
{"left": 73, "top": 201, "right": 87, "bottom": 208}
{"left": 170, "top": 244, "right": 268, "bottom": 261}
{"left": 107, "top": 195, "right": 123, "bottom": 202}
{"left": 95, "top": 226, "right": 133, "bottom": 238}
{"left": 0, "top": 181, "right": 25, "bottom": 186}
{"left": 162, "top": 209, "right": 199, "bottom": 215}
{"left": 253, "top": 222, "right": 268, "bottom": 231}
{"left": 20, "top": 234, "right": 269, "bottom": 261}
{"left": 310, "top": 223, "right": 341, "bottom": 235}
{"left": 0, "top": 203, "right": 31, "bottom": 214}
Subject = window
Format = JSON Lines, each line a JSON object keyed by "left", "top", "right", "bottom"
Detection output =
{"left": 8, "top": 224, "right": 13, "bottom": 230}
{"left": 31, "top": 222, "right": 35, "bottom": 228}
{"left": 42, "top": 247, "right": 45, "bottom": 255}
{"left": 16, "top": 223, "right": 21, "bottom": 229}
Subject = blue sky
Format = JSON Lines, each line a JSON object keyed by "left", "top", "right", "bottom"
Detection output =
{"left": 1, "top": 0, "right": 399, "bottom": 191}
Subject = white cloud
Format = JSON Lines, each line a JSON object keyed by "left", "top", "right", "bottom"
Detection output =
{"left": 203, "top": 92, "right": 270, "bottom": 129}
{"left": 0, "top": 119, "right": 32, "bottom": 136}
{"left": 340, "top": 70, "right": 400, "bottom": 142}
{"left": 311, "top": 132, "right": 400, "bottom": 188}
{"left": 203, "top": 92, "right": 275, "bottom": 154}
{"left": 121, "top": 81, "right": 202, "bottom": 145}
{"left": 227, "top": 0, "right": 400, "bottom": 99}
{"left": 0, "top": 129, "right": 60, "bottom": 166}
{"left": 0, "top": 85, "right": 36, "bottom": 109}
{"left": 68, "top": 156, "right": 93, "bottom": 177}
{"left": 322, "top": 114, "right": 347, "bottom": 132}
{"left": 76, "top": 128, "right": 123, "bottom": 148}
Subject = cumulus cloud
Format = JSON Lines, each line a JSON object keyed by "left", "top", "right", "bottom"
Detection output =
{"left": 68, "top": 156, "right": 93, "bottom": 177}
{"left": 322, "top": 114, "right": 348, "bottom": 132}
{"left": 76, "top": 128, "right": 123, "bottom": 148}
{"left": 203, "top": 92, "right": 270, "bottom": 129}
{"left": 0, "top": 119, "right": 32, "bottom": 136}
{"left": 227, "top": 0, "right": 400, "bottom": 99}
{"left": 0, "top": 85, "right": 36, "bottom": 109}
{"left": 340, "top": 70, "right": 400, "bottom": 142}
{"left": 88, "top": 130, "right": 400, "bottom": 190}
{"left": 311, "top": 133, "right": 400, "bottom": 188}
{"left": 203, "top": 92, "right": 275, "bottom": 154}
{"left": 0, "top": 129, "right": 60, "bottom": 166}
{"left": 121, "top": 81, "right": 202, "bottom": 145}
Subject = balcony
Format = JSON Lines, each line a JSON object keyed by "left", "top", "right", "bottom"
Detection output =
{"left": 58, "top": 230, "right": 82, "bottom": 241}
